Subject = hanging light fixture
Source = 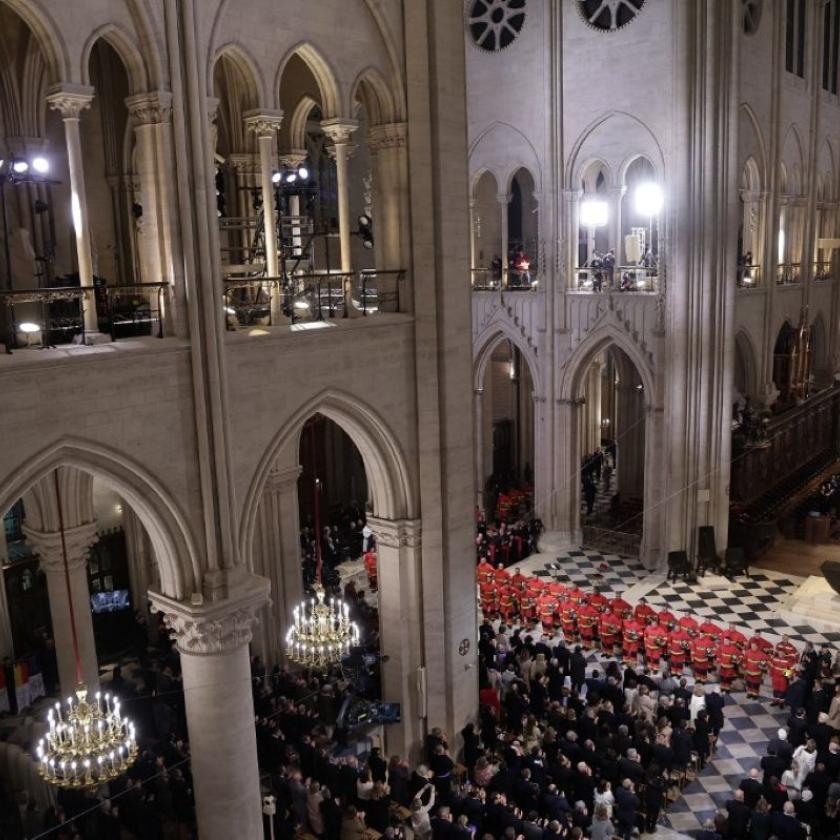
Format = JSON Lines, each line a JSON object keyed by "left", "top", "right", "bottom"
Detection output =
{"left": 35, "top": 471, "right": 138, "bottom": 789}
{"left": 284, "top": 422, "right": 360, "bottom": 670}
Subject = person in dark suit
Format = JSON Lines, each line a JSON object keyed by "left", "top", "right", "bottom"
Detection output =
{"left": 725, "top": 789, "right": 752, "bottom": 840}
{"left": 614, "top": 779, "right": 640, "bottom": 840}
{"left": 570, "top": 646, "right": 587, "bottom": 692}
{"left": 768, "top": 801, "right": 807, "bottom": 840}
{"left": 739, "top": 768, "right": 763, "bottom": 808}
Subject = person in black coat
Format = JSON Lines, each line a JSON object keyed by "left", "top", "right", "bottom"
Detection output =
{"left": 569, "top": 647, "right": 587, "bottom": 692}
{"left": 643, "top": 772, "right": 665, "bottom": 833}
{"left": 725, "top": 790, "right": 752, "bottom": 840}
{"left": 786, "top": 677, "right": 809, "bottom": 716}
{"left": 706, "top": 688, "right": 725, "bottom": 736}
{"left": 739, "top": 768, "right": 763, "bottom": 808}
{"left": 614, "top": 779, "right": 640, "bottom": 840}
{"left": 768, "top": 802, "right": 807, "bottom": 840}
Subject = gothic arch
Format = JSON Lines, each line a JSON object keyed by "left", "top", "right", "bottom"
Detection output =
{"left": 560, "top": 326, "right": 657, "bottom": 405}
{"left": 579, "top": 158, "right": 613, "bottom": 191}
{"left": 350, "top": 66, "right": 397, "bottom": 126}
{"left": 275, "top": 42, "right": 341, "bottom": 118}
{"left": 780, "top": 124, "right": 806, "bottom": 194}
{"left": 0, "top": 438, "right": 201, "bottom": 600}
{"left": 473, "top": 326, "right": 542, "bottom": 395}
{"left": 212, "top": 42, "right": 267, "bottom": 110}
{"left": 818, "top": 138, "right": 837, "bottom": 201}
{"left": 288, "top": 94, "right": 320, "bottom": 151}
{"left": 469, "top": 122, "right": 542, "bottom": 191}
{"left": 240, "top": 390, "right": 416, "bottom": 568}
{"left": 618, "top": 153, "right": 658, "bottom": 188}
{"left": 739, "top": 102, "right": 768, "bottom": 186}
{"left": 734, "top": 329, "right": 760, "bottom": 398}
{"left": 505, "top": 164, "right": 538, "bottom": 196}
{"left": 471, "top": 167, "right": 502, "bottom": 196}
{"left": 0, "top": 0, "right": 68, "bottom": 83}
{"left": 566, "top": 111, "right": 665, "bottom": 188}
{"left": 80, "top": 23, "right": 150, "bottom": 94}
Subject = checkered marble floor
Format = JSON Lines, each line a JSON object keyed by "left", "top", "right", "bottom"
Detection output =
{"left": 522, "top": 542, "right": 840, "bottom": 648}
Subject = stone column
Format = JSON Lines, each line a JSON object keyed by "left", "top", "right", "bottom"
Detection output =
{"left": 367, "top": 517, "right": 424, "bottom": 762}
{"left": 123, "top": 505, "right": 157, "bottom": 616}
{"left": 245, "top": 111, "right": 284, "bottom": 322}
{"left": 24, "top": 521, "right": 99, "bottom": 694}
{"left": 474, "top": 388, "right": 485, "bottom": 509}
{"left": 367, "top": 122, "right": 409, "bottom": 272}
{"left": 617, "top": 383, "right": 645, "bottom": 500}
{"left": 498, "top": 192, "right": 511, "bottom": 287}
{"left": 321, "top": 119, "right": 359, "bottom": 275}
{"left": 150, "top": 577, "right": 268, "bottom": 840}
{"left": 125, "top": 91, "right": 180, "bottom": 333}
{"left": 280, "top": 151, "right": 309, "bottom": 259}
{"left": 46, "top": 84, "right": 98, "bottom": 335}
{"left": 468, "top": 199, "right": 477, "bottom": 272}
{"left": 0, "top": 539, "right": 15, "bottom": 659}
{"left": 608, "top": 186, "right": 626, "bottom": 262}
{"left": 250, "top": 465, "right": 303, "bottom": 667}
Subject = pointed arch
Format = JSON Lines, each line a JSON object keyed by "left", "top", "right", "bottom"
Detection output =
{"left": 212, "top": 42, "right": 264, "bottom": 111}
{"left": 471, "top": 167, "right": 501, "bottom": 196}
{"left": 275, "top": 42, "right": 341, "bottom": 118}
{"left": 734, "top": 328, "right": 760, "bottom": 398}
{"left": 560, "top": 326, "right": 656, "bottom": 405}
{"left": 741, "top": 156, "right": 762, "bottom": 192}
{"left": 579, "top": 158, "right": 613, "bottom": 191}
{"left": 818, "top": 137, "right": 837, "bottom": 201}
{"left": 566, "top": 110, "right": 665, "bottom": 188}
{"left": 780, "top": 124, "right": 806, "bottom": 194}
{"left": 505, "top": 164, "right": 538, "bottom": 196}
{"left": 0, "top": 0, "right": 68, "bottom": 83}
{"left": 350, "top": 65, "right": 397, "bottom": 126}
{"left": 0, "top": 438, "right": 201, "bottom": 600}
{"left": 80, "top": 23, "right": 150, "bottom": 94}
{"left": 473, "top": 325, "right": 542, "bottom": 395}
{"left": 739, "top": 102, "right": 768, "bottom": 187}
{"left": 288, "top": 94, "right": 320, "bottom": 151}
{"left": 469, "top": 121, "right": 542, "bottom": 192}
{"left": 239, "top": 390, "right": 415, "bottom": 568}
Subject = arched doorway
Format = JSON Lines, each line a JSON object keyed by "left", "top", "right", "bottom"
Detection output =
{"left": 476, "top": 338, "right": 536, "bottom": 518}
{"left": 773, "top": 318, "right": 811, "bottom": 410}
{"left": 471, "top": 170, "right": 501, "bottom": 286}
{"left": 507, "top": 167, "right": 538, "bottom": 287}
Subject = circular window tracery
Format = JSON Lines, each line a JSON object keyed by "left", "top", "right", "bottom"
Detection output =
{"left": 742, "top": 0, "right": 762, "bottom": 35}
{"left": 577, "top": 0, "right": 645, "bottom": 32}
{"left": 468, "top": 0, "right": 526, "bottom": 52}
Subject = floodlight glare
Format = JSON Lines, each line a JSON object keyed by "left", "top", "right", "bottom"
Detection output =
{"left": 634, "top": 182, "right": 664, "bottom": 217}
{"left": 297, "top": 166, "right": 309, "bottom": 180}
{"left": 12, "top": 160, "right": 29, "bottom": 174}
{"left": 579, "top": 199, "right": 609, "bottom": 228}
{"left": 31, "top": 157, "right": 49, "bottom": 174}
{"left": 18, "top": 322, "right": 40, "bottom": 333}
{"left": 271, "top": 171, "right": 282, "bottom": 184}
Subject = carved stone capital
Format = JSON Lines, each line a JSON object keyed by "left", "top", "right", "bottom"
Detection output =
{"left": 23, "top": 521, "right": 98, "bottom": 573}
{"left": 367, "top": 122, "right": 407, "bottom": 151}
{"left": 206, "top": 96, "right": 220, "bottom": 124}
{"left": 264, "top": 464, "right": 303, "bottom": 493}
{"left": 228, "top": 152, "right": 260, "bottom": 174}
{"left": 125, "top": 91, "right": 173, "bottom": 126}
{"left": 279, "top": 149, "right": 308, "bottom": 168}
{"left": 321, "top": 118, "right": 358, "bottom": 146}
{"left": 149, "top": 575, "right": 270, "bottom": 656}
{"left": 366, "top": 517, "right": 422, "bottom": 550}
{"left": 46, "top": 84, "right": 95, "bottom": 119}
{"left": 244, "top": 109, "right": 284, "bottom": 138}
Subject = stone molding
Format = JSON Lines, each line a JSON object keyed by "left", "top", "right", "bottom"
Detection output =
{"left": 227, "top": 152, "right": 260, "bottom": 174}
{"left": 321, "top": 118, "right": 358, "bottom": 146}
{"left": 366, "top": 516, "right": 422, "bottom": 549}
{"left": 279, "top": 150, "right": 308, "bottom": 168}
{"left": 264, "top": 464, "right": 303, "bottom": 493}
{"left": 23, "top": 521, "right": 98, "bottom": 573}
{"left": 46, "top": 84, "right": 95, "bottom": 119}
{"left": 244, "top": 109, "right": 284, "bottom": 138}
{"left": 366, "top": 122, "right": 407, "bottom": 151}
{"left": 125, "top": 91, "right": 173, "bottom": 126}
{"left": 149, "top": 575, "right": 270, "bottom": 656}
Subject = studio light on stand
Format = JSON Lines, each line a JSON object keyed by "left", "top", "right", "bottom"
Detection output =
{"left": 579, "top": 198, "right": 608, "bottom": 288}
{"left": 355, "top": 214, "right": 374, "bottom": 250}
{"left": 35, "top": 471, "right": 138, "bottom": 789}
{"left": 634, "top": 182, "right": 664, "bottom": 264}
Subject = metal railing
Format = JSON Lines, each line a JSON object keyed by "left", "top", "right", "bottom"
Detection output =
{"left": 356, "top": 269, "right": 404, "bottom": 315}
{"left": 813, "top": 260, "right": 833, "bottom": 282}
{"left": 736, "top": 265, "right": 762, "bottom": 288}
{"left": 572, "top": 265, "right": 658, "bottom": 292}
{"left": 0, "top": 286, "right": 87, "bottom": 349}
{"left": 776, "top": 263, "right": 802, "bottom": 286}
{"left": 287, "top": 272, "right": 351, "bottom": 322}
{"left": 470, "top": 267, "right": 539, "bottom": 291}
{"left": 223, "top": 276, "right": 278, "bottom": 328}
{"left": 104, "top": 283, "right": 166, "bottom": 340}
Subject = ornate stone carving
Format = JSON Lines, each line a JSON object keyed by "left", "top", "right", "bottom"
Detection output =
{"left": 367, "top": 517, "right": 422, "bottom": 549}
{"left": 321, "top": 118, "right": 358, "bottom": 146}
{"left": 206, "top": 96, "right": 220, "bottom": 124}
{"left": 149, "top": 578, "right": 269, "bottom": 656}
{"left": 46, "top": 85, "right": 95, "bottom": 119}
{"left": 244, "top": 110, "right": 284, "bottom": 138}
{"left": 279, "top": 150, "right": 308, "bottom": 169}
{"left": 125, "top": 91, "right": 173, "bottom": 126}
{"left": 367, "top": 122, "right": 407, "bottom": 151}
{"left": 23, "top": 521, "right": 99, "bottom": 573}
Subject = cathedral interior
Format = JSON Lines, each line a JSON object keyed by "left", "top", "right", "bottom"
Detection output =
{"left": 2, "top": 1, "right": 840, "bottom": 838}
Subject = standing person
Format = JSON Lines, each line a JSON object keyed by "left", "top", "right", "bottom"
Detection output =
{"left": 744, "top": 641, "right": 770, "bottom": 699}
{"left": 614, "top": 779, "right": 640, "bottom": 840}
{"left": 584, "top": 477, "right": 597, "bottom": 516}
{"left": 591, "top": 803, "right": 615, "bottom": 840}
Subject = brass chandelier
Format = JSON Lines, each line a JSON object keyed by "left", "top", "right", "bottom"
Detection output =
{"left": 35, "top": 471, "right": 138, "bottom": 789}
{"left": 284, "top": 421, "right": 360, "bottom": 670}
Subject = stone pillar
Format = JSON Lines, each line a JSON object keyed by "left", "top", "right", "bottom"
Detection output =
{"left": 498, "top": 193, "right": 511, "bottom": 287}
{"left": 474, "top": 388, "right": 485, "bottom": 509}
{"left": 608, "top": 186, "right": 626, "bottom": 262}
{"left": 250, "top": 465, "right": 303, "bottom": 667}
{"left": 280, "top": 151, "right": 308, "bottom": 259}
{"left": 367, "top": 517, "right": 424, "bottom": 762}
{"left": 46, "top": 84, "right": 98, "bottom": 335}
{"left": 0, "top": 539, "right": 14, "bottom": 659}
{"left": 321, "top": 119, "right": 359, "bottom": 275}
{"left": 617, "top": 384, "right": 645, "bottom": 500}
{"left": 468, "top": 199, "right": 477, "bottom": 272}
{"left": 150, "top": 577, "right": 268, "bottom": 840}
{"left": 125, "top": 91, "right": 180, "bottom": 334}
{"left": 245, "top": 111, "right": 284, "bottom": 322}
{"left": 24, "top": 521, "right": 99, "bottom": 694}
{"left": 123, "top": 505, "right": 157, "bottom": 616}
{"left": 367, "top": 122, "right": 409, "bottom": 272}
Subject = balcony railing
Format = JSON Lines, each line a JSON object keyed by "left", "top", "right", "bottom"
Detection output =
{"left": 104, "top": 283, "right": 166, "bottom": 340}
{"left": 572, "top": 265, "right": 658, "bottom": 292}
{"left": 813, "top": 261, "right": 833, "bottom": 282}
{"left": 223, "top": 277, "right": 278, "bottom": 327}
{"left": 736, "top": 265, "right": 762, "bottom": 289}
{"left": 470, "top": 268, "right": 539, "bottom": 291}
{"left": 1, "top": 286, "right": 87, "bottom": 349}
{"left": 776, "top": 263, "right": 801, "bottom": 286}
